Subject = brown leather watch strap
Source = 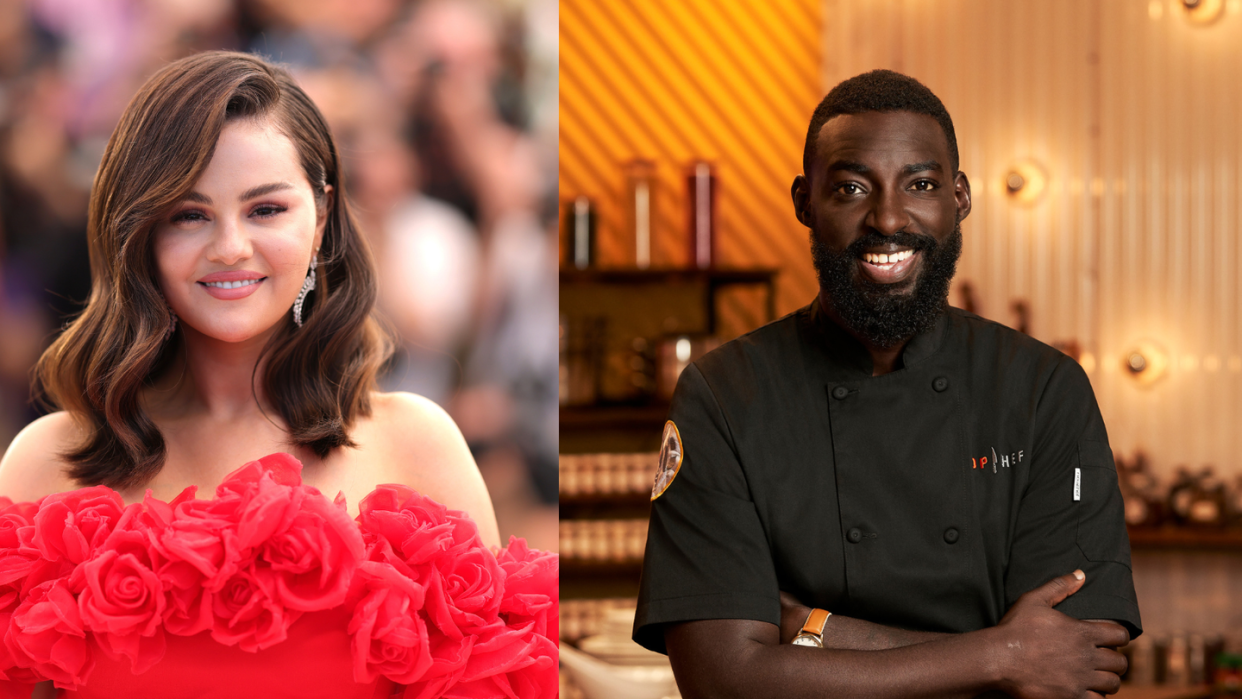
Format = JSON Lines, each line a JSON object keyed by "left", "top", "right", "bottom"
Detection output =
{"left": 800, "top": 608, "right": 831, "bottom": 637}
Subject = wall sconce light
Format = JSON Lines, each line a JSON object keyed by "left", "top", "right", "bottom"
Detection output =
{"left": 1123, "top": 340, "right": 1169, "bottom": 387}
{"left": 1004, "top": 159, "right": 1048, "bottom": 206}
{"left": 1182, "top": 0, "right": 1225, "bottom": 24}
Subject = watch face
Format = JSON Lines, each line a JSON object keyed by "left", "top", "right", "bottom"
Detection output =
{"left": 791, "top": 635, "right": 822, "bottom": 648}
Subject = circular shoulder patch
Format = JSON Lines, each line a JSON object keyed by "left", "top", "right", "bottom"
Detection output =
{"left": 651, "top": 420, "right": 684, "bottom": 501}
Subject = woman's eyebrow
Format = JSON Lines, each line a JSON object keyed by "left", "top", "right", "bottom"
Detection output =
{"left": 240, "top": 182, "right": 294, "bottom": 200}
{"left": 180, "top": 182, "right": 294, "bottom": 205}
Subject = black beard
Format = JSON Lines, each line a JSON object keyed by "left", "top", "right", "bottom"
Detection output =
{"left": 811, "top": 224, "right": 963, "bottom": 349}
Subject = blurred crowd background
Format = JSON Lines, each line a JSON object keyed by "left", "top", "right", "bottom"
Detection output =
{"left": 0, "top": 0, "right": 559, "bottom": 551}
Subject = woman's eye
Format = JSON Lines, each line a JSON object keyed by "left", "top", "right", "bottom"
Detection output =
{"left": 251, "top": 204, "right": 287, "bottom": 218}
{"left": 172, "top": 210, "right": 206, "bottom": 223}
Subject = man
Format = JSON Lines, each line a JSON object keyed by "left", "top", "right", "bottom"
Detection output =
{"left": 632, "top": 70, "right": 1141, "bottom": 698}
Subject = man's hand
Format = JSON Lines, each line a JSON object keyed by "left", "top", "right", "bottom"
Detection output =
{"left": 988, "top": 571, "right": 1130, "bottom": 699}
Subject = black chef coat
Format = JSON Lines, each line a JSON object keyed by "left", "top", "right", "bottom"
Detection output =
{"left": 633, "top": 300, "right": 1142, "bottom": 654}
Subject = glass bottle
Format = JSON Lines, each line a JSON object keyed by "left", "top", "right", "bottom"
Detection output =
{"left": 624, "top": 159, "right": 656, "bottom": 269}
{"left": 687, "top": 160, "right": 716, "bottom": 269}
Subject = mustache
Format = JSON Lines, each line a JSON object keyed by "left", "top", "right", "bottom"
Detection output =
{"left": 846, "top": 230, "right": 939, "bottom": 257}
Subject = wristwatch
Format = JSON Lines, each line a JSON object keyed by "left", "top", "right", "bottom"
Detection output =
{"left": 791, "top": 608, "right": 831, "bottom": 648}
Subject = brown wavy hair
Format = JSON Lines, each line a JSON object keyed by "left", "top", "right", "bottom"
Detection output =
{"left": 34, "top": 51, "right": 392, "bottom": 489}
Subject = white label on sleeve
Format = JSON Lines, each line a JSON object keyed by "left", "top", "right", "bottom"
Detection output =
{"left": 1074, "top": 468, "right": 1081, "bottom": 501}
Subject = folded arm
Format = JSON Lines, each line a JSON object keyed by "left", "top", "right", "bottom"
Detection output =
{"left": 778, "top": 591, "right": 949, "bottom": 649}
{"left": 666, "top": 572, "right": 1129, "bottom": 699}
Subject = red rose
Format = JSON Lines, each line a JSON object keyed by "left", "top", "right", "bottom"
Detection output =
{"left": 158, "top": 558, "right": 213, "bottom": 637}
{"left": 458, "top": 620, "right": 541, "bottom": 680}
{"left": 70, "top": 528, "right": 166, "bottom": 675}
{"left": 347, "top": 561, "right": 432, "bottom": 684}
{"left": 32, "top": 487, "right": 125, "bottom": 565}
{"left": 215, "top": 453, "right": 304, "bottom": 501}
{"left": 400, "top": 634, "right": 474, "bottom": 699}
{"left": 260, "top": 486, "right": 364, "bottom": 612}
{"left": 424, "top": 544, "right": 505, "bottom": 639}
{"left": 0, "top": 608, "right": 41, "bottom": 684}
{"left": 0, "top": 504, "right": 39, "bottom": 613}
{"left": 233, "top": 472, "right": 302, "bottom": 553}
{"left": 357, "top": 485, "right": 456, "bottom": 565}
{"left": 495, "top": 538, "right": 558, "bottom": 641}
{"left": 497, "top": 633, "right": 558, "bottom": 699}
{"left": 444, "top": 511, "right": 485, "bottom": 552}
{"left": 0, "top": 499, "right": 37, "bottom": 546}
{"left": 163, "top": 496, "right": 247, "bottom": 592}
{"left": 124, "top": 488, "right": 190, "bottom": 546}
{"left": 210, "top": 566, "right": 298, "bottom": 652}
{"left": 441, "top": 632, "right": 558, "bottom": 699}
{"left": 0, "top": 502, "right": 48, "bottom": 684}
{"left": 4, "top": 578, "right": 93, "bottom": 689}
{"left": 159, "top": 485, "right": 251, "bottom": 637}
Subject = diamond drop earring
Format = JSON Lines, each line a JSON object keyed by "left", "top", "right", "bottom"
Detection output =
{"left": 292, "top": 253, "right": 317, "bottom": 328}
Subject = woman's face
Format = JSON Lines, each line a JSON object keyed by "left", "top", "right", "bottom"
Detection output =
{"left": 154, "top": 118, "right": 327, "bottom": 344}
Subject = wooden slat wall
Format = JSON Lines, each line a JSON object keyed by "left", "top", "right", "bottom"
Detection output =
{"left": 824, "top": 0, "right": 1242, "bottom": 480}
{"left": 1096, "top": 0, "right": 1242, "bottom": 481}
{"left": 558, "top": 0, "right": 823, "bottom": 331}
{"left": 561, "top": 0, "right": 1242, "bottom": 480}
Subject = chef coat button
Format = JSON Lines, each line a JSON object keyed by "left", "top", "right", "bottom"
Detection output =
{"left": 847, "top": 527, "right": 863, "bottom": 543}
{"left": 943, "top": 527, "right": 960, "bottom": 544}
{"left": 932, "top": 376, "right": 950, "bottom": 392}
{"left": 832, "top": 386, "right": 850, "bottom": 400}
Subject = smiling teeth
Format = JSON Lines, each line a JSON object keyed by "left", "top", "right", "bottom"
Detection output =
{"left": 204, "top": 279, "right": 260, "bottom": 289}
{"left": 862, "top": 250, "right": 914, "bottom": 265}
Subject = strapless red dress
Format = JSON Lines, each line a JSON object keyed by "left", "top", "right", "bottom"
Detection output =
{"left": 0, "top": 454, "right": 558, "bottom": 698}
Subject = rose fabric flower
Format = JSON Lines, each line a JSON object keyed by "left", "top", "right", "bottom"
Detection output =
{"left": 0, "top": 453, "right": 559, "bottom": 696}
{"left": 209, "top": 565, "right": 295, "bottom": 652}
{"left": 424, "top": 543, "right": 505, "bottom": 639}
{"left": 32, "top": 487, "right": 125, "bottom": 566}
{"left": 495, "top": 537, "right": 559, "bottom": 641}
{"left": 0, "top": 499, "right": 41, "bottom": 685}
{"left": 71, "top": 524, "right": 166, "bottom": 674}
{"left": 259, "top": 486, "right": 364, "bottom": 612}
{"left": 356, "top": 485, "right": 457, "bottom": 566}
{"left": 4, "top": 578, "right": 92, "bottom": 690}
{"left": 434, "top": 632, "right": 559, "bottom": 699}
{"left": 347, "top": 561, "right": 432, "bottom": 684}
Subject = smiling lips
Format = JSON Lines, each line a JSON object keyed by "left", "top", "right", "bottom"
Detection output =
{"left": 858, "top": 248, "right": 920, "bottom": 284}
{"left": 197, "top": 272, "right": 267, "bottom": 300}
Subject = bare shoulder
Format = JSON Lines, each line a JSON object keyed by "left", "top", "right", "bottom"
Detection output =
{"left": 364, "top": 392, "right": 500, "bottom": 547}
{"left": 368, "top": 392, "right": 472, "bottom": 468}
{"left": 0, "top": 412, "right": 84, "bottom": 502}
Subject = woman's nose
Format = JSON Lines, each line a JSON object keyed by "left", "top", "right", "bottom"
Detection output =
{"left": 207, "top": 217, "right": 252, "bottom": 265}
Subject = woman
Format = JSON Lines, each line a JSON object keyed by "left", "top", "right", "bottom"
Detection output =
{"left": 0, "top": 52, "right": 556, "bottom": 698}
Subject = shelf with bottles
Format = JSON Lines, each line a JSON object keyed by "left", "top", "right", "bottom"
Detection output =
{"left": 559, "top": 266, "right": 778, "bottom": 336}
{"left": 1117, "top": 629, "right": 1242, "bottom": 697}
{"left": 1118, "top": 452, "right": 1242, "bottom": 547}
{"left": 559, "top": 452, "right": 655, "bottom": 604}
{"left": 560, "top": 452, "right": 657, "bottom": 499}
{"left": 560, "top": 518, "right": 649, "bottom": 564}
{"left": 559, "top": 266, "right": 778, "bottom": 441}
